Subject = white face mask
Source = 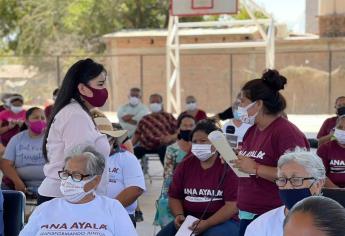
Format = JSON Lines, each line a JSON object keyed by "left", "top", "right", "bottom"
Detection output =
{"left": 10, "top": 105, "right": 23, "bottom": 114}
{"left": 191, "top": 144, "right": 215, "bottom": 162}
{"left": 237, "top": 102, "right": 257, "bottom": 125}
{"left": 60, "top": 176, "right": 95, "bottom": 203}
{"left": 186, "top": 102, "right": 197, "bottom": 111}
{"left": 150, "top": 103, "right": 162, "bottom": 113}
{"left": 129, "top": 96, "right": 140, "bottom": 106}
{"left": 334, "top": 128, "right": 345, "bottom": 144}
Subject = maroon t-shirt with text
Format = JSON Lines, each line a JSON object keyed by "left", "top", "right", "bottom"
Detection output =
{"left": 317, "top": 140, "right": 345, "bottom": 188}
{"left": 169, "top": 155, "right": 238, "bottom": 219}
{"left": 238, "top": 117, "right": 309, "bottom": 215}
{"left": 317, "top": 116, "right": 337, "bottom": 139}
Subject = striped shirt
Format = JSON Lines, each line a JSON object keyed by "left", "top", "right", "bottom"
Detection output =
{"left": 135, "top": 112, "right": 177, "bottom": 150}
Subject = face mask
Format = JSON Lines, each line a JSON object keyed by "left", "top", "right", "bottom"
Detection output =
{"left": 186, "top": 102, "right": 197, "bottom": 111}
{"left": 192, "top": 144, "right": 215, "bottom": 162}
{"left": 11, "top": 105, "right": 23, "bottom": 114}
{"left": 60, "top": 176, "right": 95, "bottom": 203}
{"left": 178, "top": 129, "right": 191, "bottom": 141}
{"left": 29, "top": 120, "right": 46, "bottom": 135}
{"left": 237, "top": 102, "right": 257, "bottom": 125}
{"left": 334, "top": 128, "right": 345, "bottom": 144}
{"left": 150, "top": 103, "right": 162, "bottom": 113}
{"left": 81, "top": 85, "right": 108, "bottom": 107}
{"left": 279, "top": 188, "right": 312, "bottom": 210}
{"left": 129, "top": 96, "right": 140, "bottom": 106}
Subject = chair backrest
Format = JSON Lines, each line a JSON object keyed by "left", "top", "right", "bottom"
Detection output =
{"left": 322, "top": 188, "right": 345, "bottom": 207}
{"left": 3, "top": 190, "right": 26, "bottom": 236}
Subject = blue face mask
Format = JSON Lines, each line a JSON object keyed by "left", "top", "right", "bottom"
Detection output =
{"left": 279, "top": 188, "right": 312, "bottom": 210}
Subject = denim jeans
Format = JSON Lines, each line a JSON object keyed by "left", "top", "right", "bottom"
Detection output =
{"left": 156, "top": 219, "right": 239, "bottom": 236}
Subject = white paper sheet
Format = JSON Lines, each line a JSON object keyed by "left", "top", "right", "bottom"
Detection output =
{"left": 175, "top": 215, "right": 198, "bottom": 236}
{"left": 208, "top": 130, "right": 250, "bottom": 177}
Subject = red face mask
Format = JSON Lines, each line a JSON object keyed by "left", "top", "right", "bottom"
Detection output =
{"left": 81, "top": 85, "right": 108, "bottom": 107}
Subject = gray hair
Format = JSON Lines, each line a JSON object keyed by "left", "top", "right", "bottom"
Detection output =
{"left": 278, "top": 147, "right": 326, "bottom": 180}
{"left": 65, "top": 145, "right": 105, "bottom": 176}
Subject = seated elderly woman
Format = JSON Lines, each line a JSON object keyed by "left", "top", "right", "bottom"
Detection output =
{"left": 284, "top": 196, "right": 345, "bottom": 236}
{"left": 157, "top": 119, "right": 239, "bottom": 236}
{"left": 317, "top": 114, "right": 345, "bottom": 188}
{"left": 244, "top": 148, "right": 326, "bottom": 236}
{"left": 0, "top": 107, "right": 46, "bottom": 196}
{"left": 19, "top": 145, "right": 137, "bottom": 236}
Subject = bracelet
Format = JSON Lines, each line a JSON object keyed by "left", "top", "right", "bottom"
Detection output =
{"left": 255, "top": 163, "right": 260, "bottom": 178}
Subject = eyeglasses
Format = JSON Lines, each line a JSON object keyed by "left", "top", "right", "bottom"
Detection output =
{"left": 58, "top": 170, "right": 90, "bottom": 182}
{"left": 275, "top": 177, "right": 316, "bottom": 187}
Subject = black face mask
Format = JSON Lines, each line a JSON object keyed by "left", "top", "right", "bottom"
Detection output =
{"left": 178, "top": 130, "right": 192, "bottom": 142}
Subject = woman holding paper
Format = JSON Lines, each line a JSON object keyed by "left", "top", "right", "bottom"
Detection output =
{"left": 231, "top": 69, "right": 309, "bottom": 236}
{"left": 156, "top": 119, "right": 239, "bottom": 236}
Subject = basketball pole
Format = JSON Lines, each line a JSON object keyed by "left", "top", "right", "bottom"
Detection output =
{"left": 166, "top": 0, "right": 275, "bottom": 114}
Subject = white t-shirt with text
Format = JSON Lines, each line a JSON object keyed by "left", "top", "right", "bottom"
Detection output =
{"left": 19, "top": 195, "right": 137, "bottom": 236}
{"left": 245, "top": 206, "right": 285, "bottom": 236}
{"left": 106, "top": 150, "right": 146, "bottom": 214}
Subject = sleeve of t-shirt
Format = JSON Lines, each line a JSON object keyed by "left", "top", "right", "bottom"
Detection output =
{"left": 117, "top": 105, "right": 126, "bottom": 121}
{"left": 168, "top": 160, "right": 185, "bottom": 199}
{"left": 276, "top": 127, "right": 309, "bottom": 157}
{"left": 222, "top": 168, "right": 238, "bottom": 202}
{"left": 317, "top": 144, "right": 330, "bottom": 174}
{"left": 61, "top": 113, "right": 96, "bottom": 156}
{"left": 132, "top": 105, "right": 149, "bottom": 122}
{"left": 317, "top": 119, "right": 330, "bottom": 139}
{"left": 218, "top": 106, "right": 233, "bottom": 121}
{"left": 112, "top": 200, "right": 138, "bottom": 236}
{"left": 122, "top": 152, "right": 146, "bottom": 191}
{"left": 19, "top": 203, "right": 45, "bottom": 236}
{"left": 3, "top": 133, "right": 18, "bottom": 162}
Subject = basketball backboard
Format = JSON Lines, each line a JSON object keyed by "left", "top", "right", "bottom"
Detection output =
{"left": 171, "top": 0, "right": 238, "bottom": 16}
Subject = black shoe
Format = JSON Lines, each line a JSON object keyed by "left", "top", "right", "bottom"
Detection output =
{"left": 135, "top": 210, "right": 144, "bottom": 222}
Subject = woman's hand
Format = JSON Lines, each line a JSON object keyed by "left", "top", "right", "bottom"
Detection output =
{"left": 174, "top": 215, "right": 185, "bottom": 229}
{"left": 188, "top": 220, "right": 210, "bottom": 235}
{"left": 232, "top": 156, "right": 256, "bottom": 174}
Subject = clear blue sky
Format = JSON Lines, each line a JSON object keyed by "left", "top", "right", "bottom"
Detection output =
{"left": 254, "top": 0, "right": 306, "bottom": 33}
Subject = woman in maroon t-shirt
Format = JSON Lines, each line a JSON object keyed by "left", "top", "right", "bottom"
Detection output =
{"left": 157, "top": 120, "right": 239, "bottom": 236}
{"left": 317, "top": 115, "right": 345, "bottom": 188}
{"left": 231, "top": 69, "right": 309, "bottom": 236}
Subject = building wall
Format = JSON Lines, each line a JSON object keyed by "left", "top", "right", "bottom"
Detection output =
{"left": 306, "top": 0, "right": 319, "bottom": 34}
{"left": 104, "top": 34, "right": 345, "bottom": 115}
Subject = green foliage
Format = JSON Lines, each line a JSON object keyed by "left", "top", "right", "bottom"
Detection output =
{"left": 233, "top": 6, "right": 268, "bottom": 20}
{"left": 0, "top": 0, "right": 170, "bottom": 55}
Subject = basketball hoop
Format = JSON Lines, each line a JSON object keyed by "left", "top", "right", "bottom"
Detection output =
{"left": 171, "top": 0, "right": 238, "bottom": 16}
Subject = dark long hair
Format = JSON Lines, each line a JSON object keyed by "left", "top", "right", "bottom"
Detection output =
{"left": 42, "top": 58, "right": 106, "bottom": 161}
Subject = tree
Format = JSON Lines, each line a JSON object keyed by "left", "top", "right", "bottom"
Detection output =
{"left": 0, "top": 0, "right": 170, "bottom": 55}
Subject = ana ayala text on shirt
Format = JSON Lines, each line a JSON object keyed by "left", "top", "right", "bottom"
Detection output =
{"left": 230, "top": 69, "right": 309, "bottom": 236}
{"left": 157, "top": 120, "right": 239, "bottom": 236}
{"left": 38, "top": 58, "right": 111, "bottom": 204}
{"left": 19, "top": 146, "right": 137, "bottom": 236}
{"left": 0, "top": 107, "right": 46, "bottom": 196}
{"left": 244, "top": 148, "right": 326, "bottom": 236}
{"left": 317, "top": 114, "right": 345, "bottom": 188}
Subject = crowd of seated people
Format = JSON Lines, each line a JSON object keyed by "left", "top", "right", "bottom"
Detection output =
{"left": 0, "top": 59, "right": 344, "bottom": 236}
